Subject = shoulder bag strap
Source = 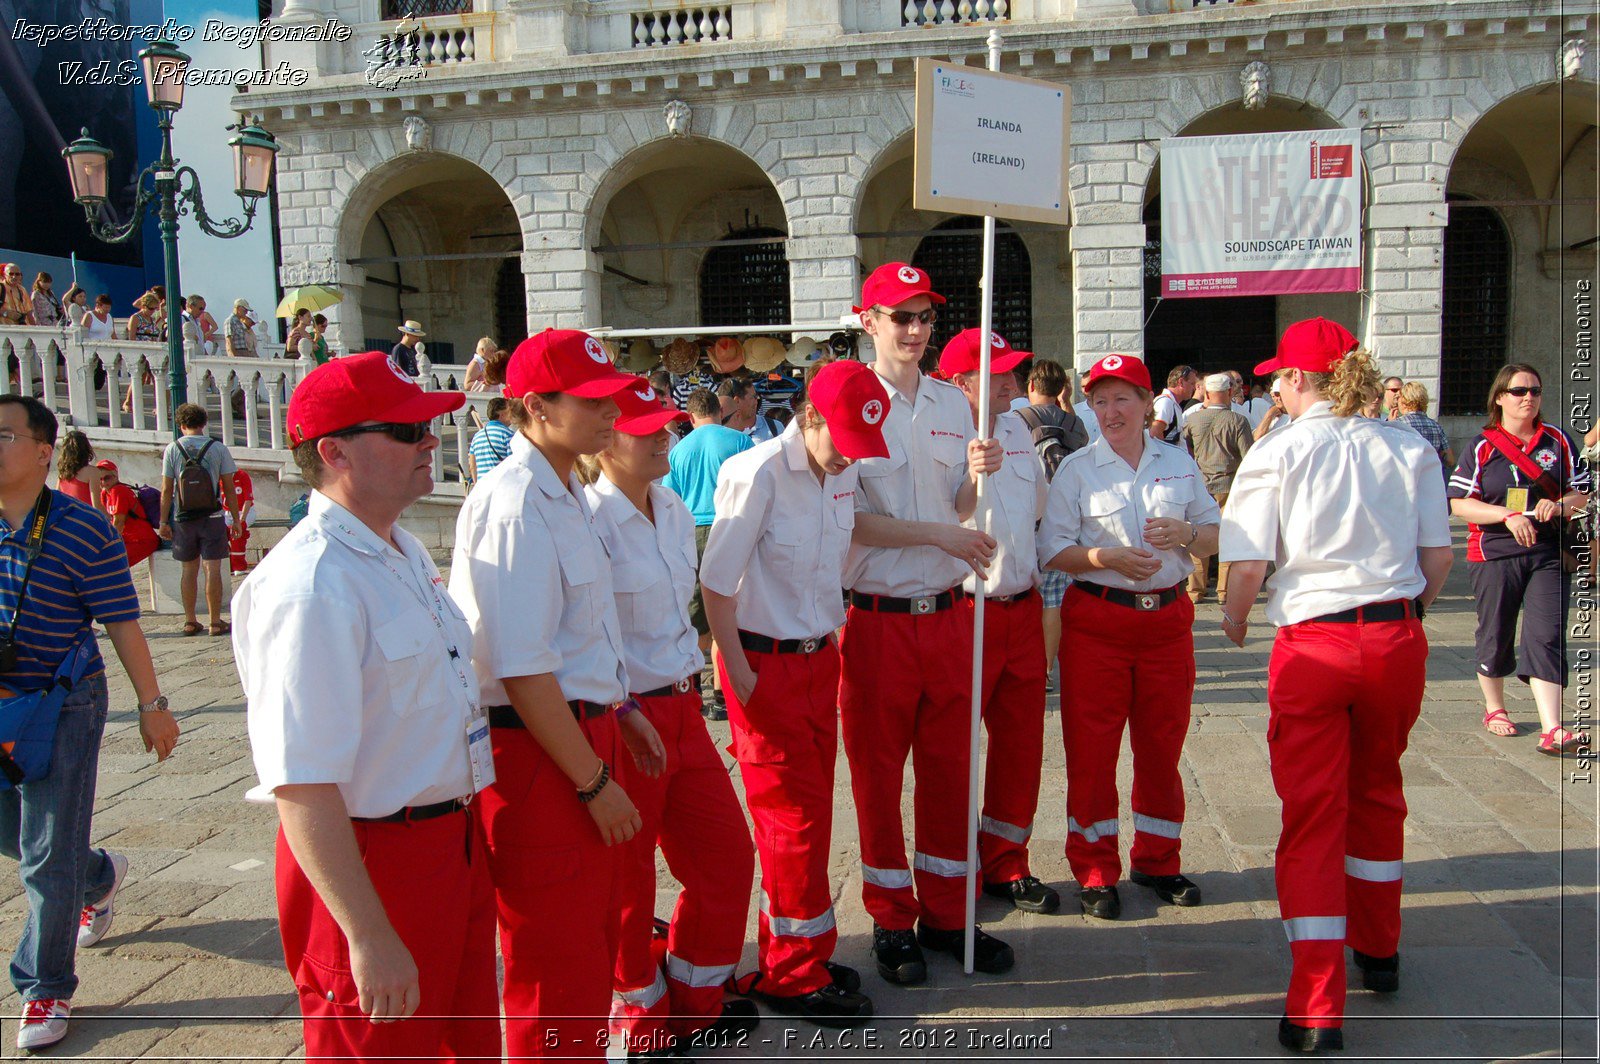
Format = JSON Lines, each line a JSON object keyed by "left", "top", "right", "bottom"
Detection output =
{"left": 1484, "top": 427, "right": 1562, "bottom": 500}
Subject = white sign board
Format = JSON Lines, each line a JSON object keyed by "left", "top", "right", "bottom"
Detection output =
{"left": 914, "top": 60, "right": 1071, "bottom": 226}
{"left": 1159, "top": 129, "right": 1363, "bottom": 298}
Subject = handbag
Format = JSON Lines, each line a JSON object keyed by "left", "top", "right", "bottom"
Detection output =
{"left": 1483, "top": 427, "right": 1583, "bottom": 573}
{"left": 0, "top": 636, "right": 95, "bottom": 789}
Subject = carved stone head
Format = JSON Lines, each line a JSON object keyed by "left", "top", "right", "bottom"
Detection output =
{"left": 403, "top": 115, "right": 431, "bottom": 152}
{"left": 1241, "top": 61, "right": 1270, "bottom": 111}
{"left": 1562, "top": 37, "right": 1587, "bottom": 81}
{"left": 664, "top": 100, "right": 691, "bottom": 139}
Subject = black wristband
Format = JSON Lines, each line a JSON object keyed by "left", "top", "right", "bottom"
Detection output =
{"left": 577, "top": 761, "right": 611, "bottom": 803}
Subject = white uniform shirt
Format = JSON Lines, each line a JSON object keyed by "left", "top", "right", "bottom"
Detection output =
{"left": 450, "top": 433, "right": 628, "bottom": 706}
{"left": 584, "top": 475, "right": 704, "bottom": 693}
{"left": 702, "top": 422, "right": 860, "bottom": 641}
{"left": 965, "top": 412, "right": 1047, "bottom": 598}
{"left": 1153, "top": 390, "right": 1186, "bottom": 440}
{"left": 1220, "top": 401, "right": 1452, "bottom": 627}
{"left": 1237, "top": 397, "right": 1271, "bottom": 428}
{"left": 1037, "top": 436, "right": 1223, "bottom": 593}
{"left": 845, "top": 373, "right": 975, "bottom": 597}
{"left": 1074, "top": 399, "right": 1102, "bottom": 443}
{"left": 235, "top": 494, "right": 478, "bottom": 818}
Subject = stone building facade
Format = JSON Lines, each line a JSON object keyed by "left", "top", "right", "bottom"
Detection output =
{"left": 252, "top": 0, "right": 1595, "bottom": 440}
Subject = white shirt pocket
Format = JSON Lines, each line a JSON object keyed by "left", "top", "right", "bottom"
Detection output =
{"left": 374, "top": 617, "right": 445, "bottom": 715}
{"left": 1084, "top": 489, "right": 1130, "bottom": 545}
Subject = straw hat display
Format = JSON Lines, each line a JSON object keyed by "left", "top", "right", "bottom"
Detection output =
{"left": 786, "top": 336, "right": 827, "bottom": 365}
{"left": 742, "top": 336, "right": 787, "bottom": 373}
{"left": 662, "top": 337, "right": 699, "bottom": 375}
{"left": 619, "top": 337, "right": 657, "bottom": 373}
{"left": 709, "top": 336, "right": 745, "bottom": 374}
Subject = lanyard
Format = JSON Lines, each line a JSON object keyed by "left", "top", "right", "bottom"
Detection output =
{"left": 3, "top": 488, "right": 54, "bottom": 649}
{"left": 326, "top": 516, "right": 478, "bottom": 707}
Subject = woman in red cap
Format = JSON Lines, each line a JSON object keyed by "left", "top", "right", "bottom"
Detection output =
{"left": 1037, "top": 353, "right": 1220, "bottom": 921}
{"left": 1220, "top": 318, "right": 1454, "bottom": 1054}
{"left": 95, "top": 461, "right": 160, "bottom": 569}
{"left": 583, "top": 384, "right": 757, "bottom": 1056}
{"left": 448, "top": 329, "right": 653, "bottom": 1060}
{"left": 697, "top": 361, "right": 893, "bottom": 1027}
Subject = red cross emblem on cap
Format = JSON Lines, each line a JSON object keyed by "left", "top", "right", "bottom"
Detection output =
{"left": 385, "top": 358, "right": 413, "bottom": 384}
{"left": 991, "top": 333, "right": 1006, "bottom": 349}
{"left": 635, "top": 385, "right": 656, "bottom": 402}
{"left": 1102, "top": 355, "right": 1123, "bottom": 370}
{"left": 897, "top": 266, "right": 921, "bottom": 285}
{"left": 585, "top": 337, "right": 608, "bottom": 363}
{"left": 862, "top": 398, "right": 884, "bottom": 425}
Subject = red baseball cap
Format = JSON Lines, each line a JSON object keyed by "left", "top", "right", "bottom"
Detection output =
{"left": 807, "top": 361, "right": 891, "bottom": 461}
{"left": 504, "top": 329, "right": 640, "bottom": 400}
{"left": 938, "top": 328, "right": 1029, "bottom": 377}
{"left": 1254, "top": 317, "right": 1358, "bottom": 376}
{"left": 612, "top": 382, "right": 689, "bottom": 436}
{"left": 95, "top": 459, "right": 117, "bottom": 473}
{"left": 1084, "top": 353, "right": 1153, "bottom": 393}
{"left": 287, "top": 351, "right": 465, "bottom": 446}
{"left": 854, "top": 262, "right": 946, "bottom": 314}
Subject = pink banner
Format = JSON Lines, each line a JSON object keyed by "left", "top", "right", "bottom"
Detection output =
{"left": 1162, "top": 267, "right": 1362, "bottom": 299}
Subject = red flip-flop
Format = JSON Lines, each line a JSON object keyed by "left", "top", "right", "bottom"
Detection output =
{"left": 1482, "top": 707, "right": 1518, "bottom": 737}
{"left": 1537, "top": 726, "right": 1582, "bottom": 757}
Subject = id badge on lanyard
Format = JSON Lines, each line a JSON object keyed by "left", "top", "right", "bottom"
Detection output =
{"left": 466, "top": 706, "right": 495, "bottom": 793}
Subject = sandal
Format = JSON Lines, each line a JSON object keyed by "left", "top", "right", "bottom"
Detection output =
{"left": 1483, "top": 707, "right": 1518, "bottom": 737}
{"left": 208, "top": 621, "right": 232, "bottom": 636}
{"left": 1537, "top": 726, "right": 1582, "bottom": 757}
{"left": 181, "top": 622, "right": 204, "bottom": 636}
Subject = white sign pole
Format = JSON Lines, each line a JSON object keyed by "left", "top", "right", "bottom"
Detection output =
{"left": 963, "top": 26, "right": 1003, "bottom": 978}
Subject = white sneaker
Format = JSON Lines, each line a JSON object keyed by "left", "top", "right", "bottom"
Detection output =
{"left": 17, "top": 998, "right": 69, "bottom": 1051}
{"left": 76, "top": 850, "right": 129, "bottom": 948}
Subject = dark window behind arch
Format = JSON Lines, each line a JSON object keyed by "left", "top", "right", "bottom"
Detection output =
{"left": 911, "top": 217, "right": 1032, "bottom": 351}
{"left": 1440, "top": 195, "right": 1510, "bottom": 417}
{"left": 494, "top": 256, "right": 527, "bottom": 351}
{"left": 700, "top": 227, "right": 791, "bottom": 327}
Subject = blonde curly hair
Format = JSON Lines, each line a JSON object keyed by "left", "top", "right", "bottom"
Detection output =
{"left": 1301, "top": 348, "right": 1382, "bottom": 418}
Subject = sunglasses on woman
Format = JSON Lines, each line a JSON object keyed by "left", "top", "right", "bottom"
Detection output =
{"left": 872, "top": 307, "right": 938, "bottom": 327}
{"left": 328, "top": 421, "right": 431, "bottom": 444}
{"left": 1503, "top": 386, "right": 1543, "bottom": 398}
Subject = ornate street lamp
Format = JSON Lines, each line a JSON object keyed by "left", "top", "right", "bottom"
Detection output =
{"left": 62, "top": 38, "right": 278, "bottom": 436}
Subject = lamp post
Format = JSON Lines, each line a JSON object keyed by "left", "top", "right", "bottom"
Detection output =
{"left": 62, "top": 38, "right": 278, "bottom": 437}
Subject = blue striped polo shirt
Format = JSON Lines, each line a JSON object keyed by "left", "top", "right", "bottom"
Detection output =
{"left": 0, "top": 489, "right": 140, "bottom": 691}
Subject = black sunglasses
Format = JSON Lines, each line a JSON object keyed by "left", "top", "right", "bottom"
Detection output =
{"left": 1503, "top": 386, "right": 1543, "bottom": 398}
{"left": 873, "top": 307, "right": 938, "bottom": 327}
{"left": 328, "top": 421, "right": 431, "bottom": 444}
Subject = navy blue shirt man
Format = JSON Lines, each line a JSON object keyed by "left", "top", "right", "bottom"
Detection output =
{"left": 0, "top": 396, "right": 177, "bottom": 1051}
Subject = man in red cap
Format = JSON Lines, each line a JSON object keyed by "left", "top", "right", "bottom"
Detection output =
{"left": 702, "top": 360, "right": 890, "bottom": 1025}
{"left": 234, "top": 351, "right": 500, "bottom": 1063}
{"left": 840, "top": 264, "right": 1011, "bottom": 982}
{"left": 939, "top": 330, "right": 1057, "bottom": 915}
{"left": 1220, "top": 318, "right": 1453, "bottom": 1054}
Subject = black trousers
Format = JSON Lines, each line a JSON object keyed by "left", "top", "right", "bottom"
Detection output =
{"left": 1470, "top": 552, "right": 1570, "bottom": 685}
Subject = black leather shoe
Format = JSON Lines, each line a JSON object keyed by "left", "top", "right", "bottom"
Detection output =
{"left": 825, "top": 960, "right": 861, "bottom": 992}
{"left": 871, "top": 925, "right": 927, "bottom": 985}
{"left": 1079, "top": 885, "right": 1121, "bottom": 919}
{"left": 754, "top": 982, "right": 874, "bottom": 1028}
{"left": 701, "top": 691, "right": 727, "bottom": 722}
{"left": 1352, "top": 949, "right": 1399, "bottom": 993}
{"left": 983, "top": 876, "right": 1061, "bottom": 914}
{"left": 684, "top": 1000, "right": 760, "bottom": 1050}
{"left": 915, "top": 923, "right": 1015, "bottom": 974}
{"left": 1130, "top": 870, "right": 1202, "bottom": 906}
{"left": 1278, "top": 1016, "right": 1343, "bottom": 1053}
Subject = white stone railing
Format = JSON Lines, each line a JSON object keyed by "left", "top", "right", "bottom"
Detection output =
{"left": 630, "top": 5, "right": 734, "bottom": 47}
{"left": 901, "top": 0, "right": 1010, "bottom": 27}
{"left": 0, "top": 324, "right": 495, "bottom": 500}
{"left": 358, "top": 12, "right": 495, "bottom": 76}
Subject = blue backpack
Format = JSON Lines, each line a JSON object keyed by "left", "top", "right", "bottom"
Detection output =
{"left": 0, "top": 637, "right": 96, "bottom": 790}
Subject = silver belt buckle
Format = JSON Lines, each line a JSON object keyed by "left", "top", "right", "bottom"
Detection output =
{"left": 673, "top": 677, "right": 692, "bottom": 694}
{"left": 912, "top": 596, "right": 935, "bottom": 614}
{"left": 800, "top": 637, "right": 819, "bottom": 654}
{"left": 1137, "top": 593, "right": 1157, "bottom": 611}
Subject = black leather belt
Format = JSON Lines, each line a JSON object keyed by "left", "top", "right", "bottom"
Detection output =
{"left": 1306, "top": 599, "right": 1418, "bottom": 624}
{"left": 636, "top": 675, "right": 702, "bottom": 698}
{"left": 352, "top": 797, "right": 469, "bottom": 824}
{"left": 987, "top": 588, "right": 1036, "bottom": 605}
{"left": 488, "top": 701, "right": 613, "bottom": 729}
{"left": 1073, "top": 582, "right": 1182, "bottom": 611}
{"left": 847, "top": 588, "right": 966, "bottom": 615}
{"left": 739, "top": 630, "right": 829, "bottom": 655}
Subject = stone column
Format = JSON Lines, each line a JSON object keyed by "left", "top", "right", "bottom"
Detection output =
{"left": 1363, "top": 181, "right": 1447, "bottom": 401}
{"left": 523, "top": 245, "right": 604, "bottom": 330}
{"left": 1069, "top": 219, "right": 1147, "bottom": 370}
{"left": 787, "top": 232, "right": 861, "bottom": 325}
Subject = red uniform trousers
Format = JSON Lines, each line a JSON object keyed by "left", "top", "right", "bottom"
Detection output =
{"left": 720, "top": 643, "right": 841, "bottom": 996}
{"left": 481, "top": 714, "right": 626, "bottom": 1060}
{"left": 275, "top": 809, "right": 500, "bottom": 1064}
{"left": 976, "top": 590, "right": 1047, "bottom": 885}
{"left": 612, "top": 686, "right": 754, "bottom": 1053}
{"left": 228, "top": 524, "right": 251, "bottom": 573}
{"left": 839, "top": 601, "right": 974, "bottom": 931}
{"left": 1267, "top": 615, "right": 1427, "bottom": 1028}
{"left": 1059, "top": 586, "right": 1195, "bottom": 888}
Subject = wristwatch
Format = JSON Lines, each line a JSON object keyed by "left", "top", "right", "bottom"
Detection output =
{"left": 138, "top": 694, "right": 170, "bottom": 714}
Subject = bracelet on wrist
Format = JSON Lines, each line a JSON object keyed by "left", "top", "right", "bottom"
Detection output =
{"left": 577, "top": 761, "right": 611, "bottom": 803}
{"left": 1221, "top": 613, "right": 1247, "bottom": 629}
{"left": 577, "top": 758, "right": 605, "bottom": 794}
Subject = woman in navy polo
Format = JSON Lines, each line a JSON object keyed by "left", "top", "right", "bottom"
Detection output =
{"left": 1448, "top": 364, "right": 1590, "bottom": 754}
